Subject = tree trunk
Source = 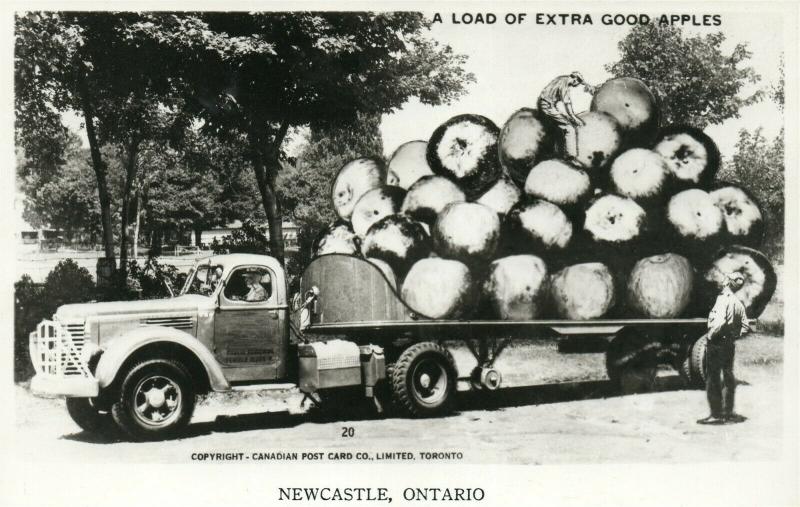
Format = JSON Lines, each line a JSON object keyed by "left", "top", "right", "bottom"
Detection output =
{"left": 249, "top": 123, "right": 289, "bottom": 265}
{"left": 194, "top": 228, "right": 203, "bottom": 248}
{"left": 133, "top": 191, "right": 141, "bottom": 259}
{"left": 77, "top": 69, "right": 115, "bottom": 267}
{"left": 252, "top": 153, "right": 285, "bottom": 264}
{"left": 151, "top": 227, "right": 162, "bottom": 257}
{"left": 118, "top": 139, "right": 141, "bottom": 280}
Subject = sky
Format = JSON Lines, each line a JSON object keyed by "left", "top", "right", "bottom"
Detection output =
{"left": 380, "top": 9, "right": 785, "bottom": 159}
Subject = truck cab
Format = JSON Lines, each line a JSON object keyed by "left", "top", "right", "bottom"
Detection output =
{"left": 28, "top": 254, "right": 304, "bottom": 439}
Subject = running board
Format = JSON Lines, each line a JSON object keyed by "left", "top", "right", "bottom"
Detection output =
{"left": 230, "top": 383, "right": 299, "bottom": 392}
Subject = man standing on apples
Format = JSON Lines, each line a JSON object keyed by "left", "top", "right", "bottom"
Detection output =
{"left": 537, "top": 71, "right": 596, "bottom": 159}
{"left": 697, "top": 272, "right": 750, "bottom": 425}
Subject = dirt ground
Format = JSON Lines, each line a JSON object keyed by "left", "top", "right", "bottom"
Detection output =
{"left": 12, "top": 333, "right": 784, "bottom": 465}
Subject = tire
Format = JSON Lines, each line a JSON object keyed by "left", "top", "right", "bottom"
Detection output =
{"left": 111, "top": 359, "right": 195, "bottom": 441}
{"left": 66, "top": 397, "right": 114, "bottom": 434}
{"left": 681, "top": 334, "right": 708, "bottom": 389}
{"left": 606, "top": 334, "right": 659, "bottom": 394}
{"left": 390, "top": 342, "right": 457, "bottom": 417}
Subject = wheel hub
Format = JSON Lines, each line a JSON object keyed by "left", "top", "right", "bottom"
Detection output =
{"left": 145, "top": 388, "right": 166, "bottom": 409}
{"left": 133, "top": 375, "right": 181, "bottom": 427}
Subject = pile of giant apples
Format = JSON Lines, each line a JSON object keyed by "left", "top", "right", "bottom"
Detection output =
{"left": 313, "top": 77, "right": 776, "bottom": 321}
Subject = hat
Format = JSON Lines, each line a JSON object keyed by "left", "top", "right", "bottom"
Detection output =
{"left": 569, "top": 71, "right": 585, "bottom": 83}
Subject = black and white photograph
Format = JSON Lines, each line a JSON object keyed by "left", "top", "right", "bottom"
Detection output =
{"left": 2, "top": 2, "right": 798, "bottom": 506}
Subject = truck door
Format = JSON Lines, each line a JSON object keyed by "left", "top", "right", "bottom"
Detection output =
{"left": 214, "top": 265, "right": 286, "bottom": 382}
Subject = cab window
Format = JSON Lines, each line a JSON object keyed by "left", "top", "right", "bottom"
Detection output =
{"left": 183, "top": 264, "right": 224, "bottom": 296}
{"left": 222, "top": 267, "right": 273, "bottom": 303}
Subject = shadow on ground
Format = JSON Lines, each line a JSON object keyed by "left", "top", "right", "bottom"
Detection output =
{"left": 62, "top": 374, "right": 695, "bottom": 444}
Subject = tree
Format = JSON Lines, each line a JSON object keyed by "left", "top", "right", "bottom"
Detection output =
{"left": 606, "top": 24, "right": 762, "bottom": 128}
{"left": 17, "top": 133, "right": 103, "bottom": 241}
{"left": 718, "top": 128, "right": 784, "bottom": 256}
{"left": 126, "top": 12, "right": 473, "bottom": 264}
{"left": 15, "top": 13, "right": 191, "bottom": 277}
{"left": 278, "top": 113, "right": 383, "bottom": 279}
{"left": 138, "top": 131, "right": 266, "bottom": 252}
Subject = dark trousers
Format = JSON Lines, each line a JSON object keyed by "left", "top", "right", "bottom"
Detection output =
{"left": 705, "top": 341, "right": 736, "bottom": 417}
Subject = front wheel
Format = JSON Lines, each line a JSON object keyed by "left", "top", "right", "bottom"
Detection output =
{"left": 111, "top": 359, "right": 195, "bottom": 441}
{"left": 390, "top": 342, "right": 457, "bottom": 417}
{"left": 66, "top": 397, "right": 114, "bottom": 434}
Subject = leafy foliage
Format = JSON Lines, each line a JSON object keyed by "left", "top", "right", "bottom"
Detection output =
{"left": 606, "top": 24, "right": 762, "bottom": 128}
{"left": 43, "top": 259, "right": 96, "bottom": 311}
{"left": 718, "top": 128, "right": 784, "bottom": 258}
{"left": 14, "top": 275, "right": 45, "bottom": 381}
{"left": 126, "top": 256, "right": 186, "bottom": 299}
{"left": 771, "top": 54, "right": 784, "bottom": 112}
{"left": 17, "top": 134, "right": 103, "bottom": 240}
{"left": 210, "top": 220, "right": 270, "bottom": 255}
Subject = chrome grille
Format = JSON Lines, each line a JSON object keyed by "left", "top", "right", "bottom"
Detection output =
{"left": 141, "top": 316, "right": 194, "bottom": 331}
{"left": 29, "top": 320, "right": 90, "bottom": 378}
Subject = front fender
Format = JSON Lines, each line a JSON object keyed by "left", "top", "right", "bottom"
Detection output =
{"left": 94, "top": 326, "right": 230, "bottom": 392}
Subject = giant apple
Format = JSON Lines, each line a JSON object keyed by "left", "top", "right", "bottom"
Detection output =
{"left": 653, "top": 126, "right": 720, "bottom": 189}
{"left": 524, "top": 159, "right": 591, "bottom": 209}
{"left": 550, "top": 262, "right": 617, "bottom": 320}
{"left": 590, "top": 77, "right": 660, "bottom": 147}
{"left": 386, "top": 140, "right": 434, "bottom": 190}
{"left": 498, "top": 108, "right": 558, "bottom": 186}
{"left": 401, "top": 175, "right": 466, "bottom": 225}
{"left": 433, "top": 202, "right": 501, "bottom": 265}
{"left": 609, "top": 148, "right": 669, "bottom": 204}
{"left": 331, "top": 157, "right": 385, "bottom": 220}
{"left": 361, "top": 214, "right": 432, "bottom": 278}
{"left": 351, "top": 186, "right": 406, "bottom": 238}
{"left": 401, "top": 258, "right": 475, "bottom": 319}
{"left": 501, "top": 199, "right": 573, "bottom": 255}
{"left": 427, "top": 114, "right": 503, "bottom": 199}
{"left": 627, "top": 253, "right": 693, "bottom": 318}
{"left": 709, "top": 183, "right": 765, "bottom": 248}
{"left": 483, "top": 255, "right": 549, "bottom": 320}
{"left": 572, "top": 111, "right": 624, "bottom": 171}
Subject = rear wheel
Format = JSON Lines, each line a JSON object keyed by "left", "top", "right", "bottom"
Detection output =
{"left": 606, "top": 334, "right": 659, "bottom": 394}
{"left": 66, "top": 397, "right": 113, "bottom": 434}
{"left": 390, "top": 342, "right": 457, "bottom": 417}
{"left": 111, "top": 359, "right": 195, "bottom": 441}
{"left": 680, "top": 334, "right": 708, "bottom": 389}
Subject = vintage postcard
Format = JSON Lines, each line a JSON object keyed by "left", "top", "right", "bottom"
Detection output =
{"left": 1, "top": 1, "right": 797, "bottom": 506}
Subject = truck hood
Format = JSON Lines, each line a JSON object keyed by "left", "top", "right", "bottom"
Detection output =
{"left": 56, "top": 294, "right": 213, "bottom": 320}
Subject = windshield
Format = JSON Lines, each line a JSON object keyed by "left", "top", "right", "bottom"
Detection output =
{"left": 181, "top": 264, "right": 224, "bottom": 296}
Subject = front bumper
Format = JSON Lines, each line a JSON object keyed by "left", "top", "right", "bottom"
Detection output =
{"left": 30, "top": 374, "right": 100, "bottom": 398}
